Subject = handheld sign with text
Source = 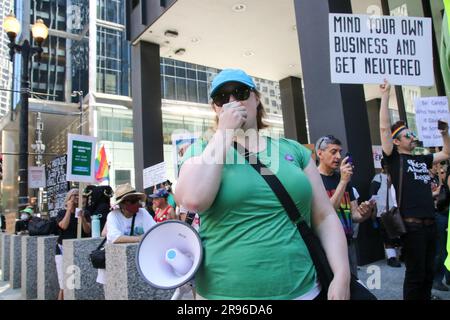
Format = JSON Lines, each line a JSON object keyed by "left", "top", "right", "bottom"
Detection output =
{"left": 46, "top": 155, "right": 69, "bottom": 218}
{"left": 28, "top": 166, "right": 46, "bottom": 189}
{"left": 143, "top": 162, "right": 168, "bottom": 190}
{"left": 329, "top": 14, "right": 433, "bottom": 86}
{"left": 66, "top": 134, "right": 97, "bottom": 183}
{"left": 415, "top": 97, "right": 449, "bottom": 147}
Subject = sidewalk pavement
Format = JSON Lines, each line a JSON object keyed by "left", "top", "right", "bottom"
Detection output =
{"left": 0, "top": 270, "right": 21, "bottom": 300}
{"left": 1, "top": 259, "right": 449, "bottom": 300}
{"left": 358, "top": 259, "right": 450, "bottom": 300}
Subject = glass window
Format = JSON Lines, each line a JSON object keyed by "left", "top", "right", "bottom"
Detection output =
{"left": 187, "top": 80, "right": 197, "bottom": 102}
{"left": 197, "top": 71, "right": 207, "bottom": 81}
{"left": 198, "top": 82, "right": 208, "bottom": 104}
{"left": 115, "top": 170, "right": 131, "bottom": 185}
{"left": 165, "top": 77, "right": 176, "bottom": 100}
{"left": 187, "top": 69, "right": 197, "bottom": 80}
{"left": 175, "top": 61, "right": 186, "bottom": 67}
{"left": 176, "top": 78, "right": 187, "bottom": 101}
{"left": 176, "top": 67, "right": 186, "bottom": 78}
{"left": 165, "top": 65, "right": 175, "bottom": 76}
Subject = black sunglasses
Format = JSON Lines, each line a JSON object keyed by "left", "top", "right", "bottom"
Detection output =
{"left": 212, "top": 85, "right": 253, "bottom": 107}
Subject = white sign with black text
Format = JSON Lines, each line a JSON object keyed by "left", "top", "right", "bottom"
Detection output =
{"left": 143, "top": 162, "right": 168, "bottom": 190}
{"left": 415, "top": 97, "right": 449, "bottom": 147}
{"left": 28, "top": 166, "right": 46, "bottom": 189}
{"left": 329, "top": 14, "right": 433, "bottom": 86}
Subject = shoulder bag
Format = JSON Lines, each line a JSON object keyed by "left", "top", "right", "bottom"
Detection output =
{"left": 233, "top": 142, "right": 376, "bottom": 300}
{"left": 89, "top": 213, "right": 136, "bottom": 269}
{"left": 436, "top": 172, "right": 450, "bottom": 212}
{"left": 380, "top": 156, "right": 406, "bottom": 239}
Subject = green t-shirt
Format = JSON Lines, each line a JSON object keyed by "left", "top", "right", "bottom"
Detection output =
{"left": 182, "top": 137, "right": 316, "bottom": 299}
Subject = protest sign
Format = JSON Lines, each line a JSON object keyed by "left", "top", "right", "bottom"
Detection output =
{"left": 143, "top": 162, "right": 167, "bottom": 190}
{"left": 329, "top": 13, "right": 433, "bottom": 86}
{"left": 415, "top": 97, "right": 449, "bottom": 147}
{"left": 28, "top": 166, "right": 46, "bottom": 189}
{"left": 66, "top": 134, "right": 96, "bottom": 182}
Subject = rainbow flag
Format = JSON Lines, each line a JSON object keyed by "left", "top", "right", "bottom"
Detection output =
{"left": 95, "top": 145, "right": 109, "bottom": 182}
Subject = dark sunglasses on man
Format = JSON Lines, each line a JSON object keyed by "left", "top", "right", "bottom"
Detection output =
{"left": 212, "top": 85, "right": 253, "bottom": 107}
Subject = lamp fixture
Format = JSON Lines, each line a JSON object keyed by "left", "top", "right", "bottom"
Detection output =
{"left": 232, "top": 4, "right": 247, "bottom": 12}
{"left": 31, "top": 19, "right": 49, "bottom": 46}
{"left": 164, "top": 30, "right": 179, "bottom": 38}
{"left": 3, "top": 12, "right": 21, "bottom": 42}
{"left": 175, "top": 48, "right": 186, "bottom": 55}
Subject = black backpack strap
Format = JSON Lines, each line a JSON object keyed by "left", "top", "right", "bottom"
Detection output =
{"left": 130, "top": 213, "right": 137, "bottom": 236}
{"left": 96, "top": 237, "right": 107, "bottom": 250}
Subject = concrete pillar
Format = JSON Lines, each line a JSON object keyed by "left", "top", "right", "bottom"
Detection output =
{"left": 0, "top": 234, "right": 11, "bottom": 281}
{"left": 9, "top": 235, "right": 22, "bottom": 289}
{"left": 37, "top": 236, "right": 59, "bottom": 300}
{"left": 21, "top": 235, "right": 38, "bottom": 299}
{"left": 279, "top": 76, "right": 308, "bottom": 143}
{"left": 104, "top": 243, "right": 174, "bottom": 300}
{"left": 131, "top": 41, "right": 164, "bottom": 193}
{"left": 63, "top": 238, "right": 105, "bottom": 300}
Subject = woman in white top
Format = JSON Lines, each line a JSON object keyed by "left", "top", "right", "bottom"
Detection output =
{"left": 96, "top": 183, "right": 155, "bottom": 285}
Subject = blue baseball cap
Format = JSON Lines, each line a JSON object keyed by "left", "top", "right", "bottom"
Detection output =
{"left": 149, "top": 188, "right": 169, "bottom": 199}
{"left": 210, "top": 69, "right": 256, "bottom": 98}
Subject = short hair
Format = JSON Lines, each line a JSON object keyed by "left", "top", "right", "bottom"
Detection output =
{"left": 315, "top": 135, "right": 342, "bottom": 153}
{"left": 64, "top": 189, "right": 79, "bottom": 207}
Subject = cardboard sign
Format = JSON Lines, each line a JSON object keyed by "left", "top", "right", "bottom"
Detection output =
{"left": 28, "top": 166, "right": 46, "bottom": 189}
{"left": 143, "top": 162, "right": 167, "bottom": 190}
{"left": 329, "top": 14, "right": 433, "bottom": 86}
{"left": 415, "top": 97, "right": 449, "bottom": 147}
{"left": 66, "top": 134, "right": 96, "bottom": 182}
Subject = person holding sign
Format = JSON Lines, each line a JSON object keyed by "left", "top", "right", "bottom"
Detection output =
{"left": 379, "top": 80, "right": 450, "bottom": 300}
{"left": 55, "top": 188, "right": 91, "bottom": 300}
{"left": 176, "top": 68, "right": 351, "bottom": 300}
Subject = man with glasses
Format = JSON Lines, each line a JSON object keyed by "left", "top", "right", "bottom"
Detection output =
{"left": 315, "top": 135, "right": 374, "bottom": 277}
{"left": 379, "top": 80, "right": 450, "bottom": 300}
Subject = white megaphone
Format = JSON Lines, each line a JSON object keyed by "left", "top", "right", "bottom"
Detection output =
{"left": 136, "top": 220, "right": 203, "bottom": 290}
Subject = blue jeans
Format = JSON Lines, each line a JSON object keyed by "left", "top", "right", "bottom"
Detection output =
{"left": 402, "top": 221, "right": 437, "bottom": 300}
{"left": 434, "top": 213, "right": 450, "bottom": 283}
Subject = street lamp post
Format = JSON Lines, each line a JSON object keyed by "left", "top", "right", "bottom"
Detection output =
{"left": 3, "top": 12, "right": 48, "bottom": 210}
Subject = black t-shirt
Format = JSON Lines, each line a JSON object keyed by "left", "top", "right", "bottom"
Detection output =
{"left": 320, "top": 172, "right": 355, "bottom": 239}
{"left": 55, "top": 209, "right": 88, "bottom": 254}
{"left": 383, "top": 148, "right": 434, "bottom": 218}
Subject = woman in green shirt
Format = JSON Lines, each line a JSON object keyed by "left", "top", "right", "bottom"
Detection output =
{"left": 175, "top": 69, "right": 350, "bottom": 300}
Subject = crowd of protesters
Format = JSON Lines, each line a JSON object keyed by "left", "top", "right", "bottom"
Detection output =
{"left": 6, "top": 71, "right": 450, "bottom": 301}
